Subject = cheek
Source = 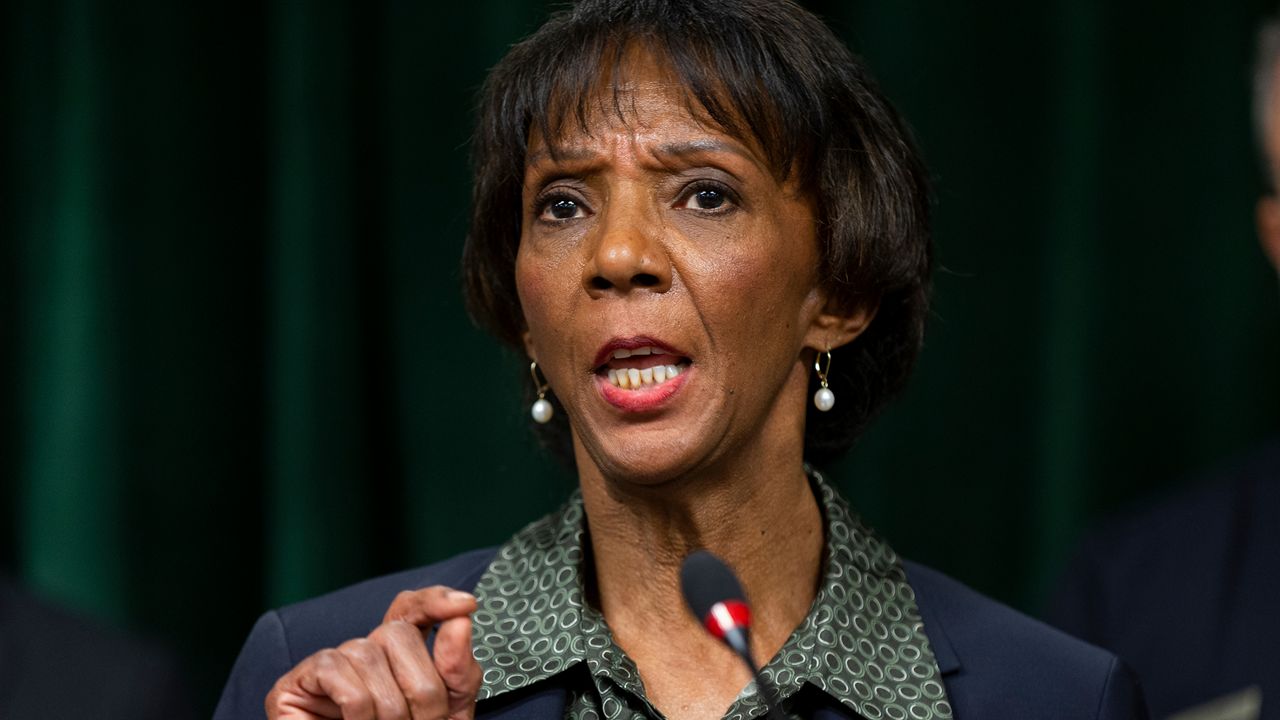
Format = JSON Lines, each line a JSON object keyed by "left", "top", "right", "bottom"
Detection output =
{"left": 514, "top": 250, "right": 570, "bottom": 356}
{"left": 705, "top": 237, "right": 819, "bottom": 366}
{"left": 514, "top": 256, "right": 545, "bottom": 326}
{"left": 687, "top": 224, "right": 818, "bottom": 315}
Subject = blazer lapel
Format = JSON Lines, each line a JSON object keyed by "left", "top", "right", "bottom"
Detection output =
{"left": 907, "top": 566, "right": 961, "bottom": 676}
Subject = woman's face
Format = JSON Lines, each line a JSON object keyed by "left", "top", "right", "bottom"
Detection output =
{"left": 516, "top": 55, "right": 838, "bottom": 484}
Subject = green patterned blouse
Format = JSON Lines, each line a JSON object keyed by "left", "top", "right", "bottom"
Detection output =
{"left": 470, "top": 469, "right": 953, "bottom": 720}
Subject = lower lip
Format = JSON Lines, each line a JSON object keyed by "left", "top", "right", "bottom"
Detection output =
{"left": 595, "top": 368, "right": 692, "bottom": 412}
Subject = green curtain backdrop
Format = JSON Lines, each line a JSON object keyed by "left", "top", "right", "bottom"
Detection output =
{"left": 4, "top": 0, "right": 1278, "bottom": 712}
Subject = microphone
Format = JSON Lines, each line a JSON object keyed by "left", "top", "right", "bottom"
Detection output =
{"left": 680, "top": 550, "right": 787, "bottom": 720}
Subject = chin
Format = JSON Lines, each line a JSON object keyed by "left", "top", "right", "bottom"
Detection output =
{"left": 573, "top": 428, "right": 709, "bottom": 488}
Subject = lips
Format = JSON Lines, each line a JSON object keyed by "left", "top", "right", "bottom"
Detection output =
{"left": 593, "top": 336, "right": 694, "bottom": 411}
{"left": 593, "top": 337, "right": 689, "bottom": 367}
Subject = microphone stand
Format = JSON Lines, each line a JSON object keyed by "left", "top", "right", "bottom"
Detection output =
{"left": 746, "top": 660, "right": 788, "bottom": 720}
{"left": 723, "top": 628, "right": 788, "bottom": 720}
{"left": 679, "top": 551, "right": 788, "bottom": 720}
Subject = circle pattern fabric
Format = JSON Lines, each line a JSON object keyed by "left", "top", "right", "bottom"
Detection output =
{"left": 471, "top": 468, "right": 952, "bottom": 720}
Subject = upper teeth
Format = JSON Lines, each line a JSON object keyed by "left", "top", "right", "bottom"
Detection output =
{"left": 607, "top": 364, "right": 682, "bottom": 389}
{"left": 612, "top": 346, "right": 656, "bottom": 359}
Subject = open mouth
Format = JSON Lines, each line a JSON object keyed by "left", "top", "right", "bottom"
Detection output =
{"left": 596, "top": 345, "right": 693, "bottom": 391}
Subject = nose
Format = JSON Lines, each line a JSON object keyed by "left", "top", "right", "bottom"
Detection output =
{"left": 582, "top": 201, "right": 673, "bottom": 296}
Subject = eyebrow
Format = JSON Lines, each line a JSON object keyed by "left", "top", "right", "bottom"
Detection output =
{"left": 525, "top": 139, "right": 757, "bottom": 168}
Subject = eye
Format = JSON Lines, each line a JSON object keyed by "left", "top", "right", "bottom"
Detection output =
{"left": 536, "top": 193, "right": 588, "bottom": 222}
{"left": 676, "top": 181, "right": 738, "bottom": 213}
{"left": 549, "top": 199, "right": 580, "bottom": 219}
{"left": 692, "top": 188, "right": 725, "bottom": 209}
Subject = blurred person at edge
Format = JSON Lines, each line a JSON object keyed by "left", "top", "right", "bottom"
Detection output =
{"left": 0, "top": 576, "right": 196, "bottom": 719}
{"left": 215, "top": 1, "right": 1148, "bottom": 719}
{"left": 1044, "top": 15, "right": 1280, "bottom": 720}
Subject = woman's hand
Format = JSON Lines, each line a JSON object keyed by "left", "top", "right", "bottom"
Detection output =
{"left": 266, "top": 587, "right": 481, "bottom": 720}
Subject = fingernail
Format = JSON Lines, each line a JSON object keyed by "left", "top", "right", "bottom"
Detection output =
{"left": 448, "top": 590, "right": 475, "bottom": 602}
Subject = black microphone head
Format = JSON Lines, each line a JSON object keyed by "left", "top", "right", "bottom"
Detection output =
{"left": 680, "top": 549, "right": 746, "bottom": 621}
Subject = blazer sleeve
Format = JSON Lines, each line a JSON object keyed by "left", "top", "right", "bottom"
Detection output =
{"left": 212, "top": 611, "right": 295, "bottom": 720}
{"left": 1096, "top": 656, "right": 1150, "bottom": 720}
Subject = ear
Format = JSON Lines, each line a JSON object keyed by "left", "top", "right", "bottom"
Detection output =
{"left": 521, "top": 330, "right": 537, "bottom": 362}
{"left": 1258, "top": 196, "right": 1280, "bottom": 273}
{"left": 803, "top": 294, "right": 879, "bottom": 352}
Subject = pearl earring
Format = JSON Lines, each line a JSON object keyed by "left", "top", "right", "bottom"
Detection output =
{"left": 813, "top": 350, "right": 834, "bottom": 412}
{"left": 530, "top": 361, "right": 554, "bottom": 424}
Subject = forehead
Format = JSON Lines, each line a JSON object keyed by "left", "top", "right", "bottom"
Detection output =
{"left": 526, "top": 46, "right": 764, "bottom": 165}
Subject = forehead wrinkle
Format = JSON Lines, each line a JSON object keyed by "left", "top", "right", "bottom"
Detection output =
{"left": 527, "top": 101, "right": 646, "bottom": 170}
{"left": 526, "top": 131, "right": 634, "bottom": 175}
{"left": 651, "top": 139, "right": 766, "bottom": 173}
{"left": 530, "top": 39, "right": 797, "bottom": 181}
{"left": 527, "top": 67, "right": 762, "bottom": 177}
{"left": 528, "top": 125, "right": 713, "bottom": 176}
{"left": 526, "top": 145, "right": 597, "bottom": 168}
{"left": 538, "top": 62, "right": 727, "bottom": 150}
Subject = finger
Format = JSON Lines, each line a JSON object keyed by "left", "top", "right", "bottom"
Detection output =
{"left": 372, "top": 620, "right": 450, "bottom": 720}
{"left": 268, "top": 686, "right": 342, "bottom": 720}
{"left": 268, "top": 672, "right": 343, "bottom": 720}
{"left": 272, "top": 648, "right": 372, "bottom": 720}
{"left": 339, "top": 637, "right": 412, "bottom": 720}
{"left": 383, "top": 586, "right": 477, "bottom": 626}
{"left": 433, "top": 615, "right": 482, "bottom": 720}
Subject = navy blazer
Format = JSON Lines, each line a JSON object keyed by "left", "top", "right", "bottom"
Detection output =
{"left": 1046, "top": 438, "right": 1280, "bottom": 718}
{"left": 0, "top": 578, "right": 196, "bottom": 720}
{"left": 215, "top": 549, "right": 1147, "bottom": 719}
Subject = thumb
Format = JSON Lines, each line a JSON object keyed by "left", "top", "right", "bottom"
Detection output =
{"left": 434, "top": 615, "right": 482, "bottom": 720}
{"left": 383, "top": 586, "right": 477, "bottom": 626}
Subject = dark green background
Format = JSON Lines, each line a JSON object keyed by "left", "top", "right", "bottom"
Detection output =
{"left": 5, "top": 0, "right": 1279, "bottom": 713}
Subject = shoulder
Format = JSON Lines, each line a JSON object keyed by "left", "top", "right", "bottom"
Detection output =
{"left": 1042, "top": 439, "right": 1280, "bottom": 716}
{"left": 1046, "top": 437, "right": 1280, "bottom": 640}
{"left": 1085, "top": 438, "right": 1279, "bottom": 566}
{"left": 274, "top": 547, "right": 498, "bottom": 656}
{"left": 0, "top": 578, "right": 195, "bottom": 720}
{"left": 905, "top": 562, "right": 1147, "bottom": 719}
{"left": 213, "top": 547, "right": 498, "bottom": 720}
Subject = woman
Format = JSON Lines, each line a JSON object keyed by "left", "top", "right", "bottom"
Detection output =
{"left": 216, "top": 1, "right": 1147, "bottom": 718}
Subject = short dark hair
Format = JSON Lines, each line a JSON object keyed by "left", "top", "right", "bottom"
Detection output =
{"left": 1256, "top": 13, "right": 1280, "bottom": 189}
{"left": 462, "top": 0, "right": 932, "bottom": 465}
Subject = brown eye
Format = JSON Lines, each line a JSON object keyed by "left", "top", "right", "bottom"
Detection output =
{"left": 533, "top": 187, "right": 590, "bottom": 223}
{"left": 692, "top": 188, "right": 725, "bottom": 210}
{"left": 549, "top": 198, "right": 579, "bottom": 219}
{"left": 677, "top": 181, "right": 738, "bottom": 213}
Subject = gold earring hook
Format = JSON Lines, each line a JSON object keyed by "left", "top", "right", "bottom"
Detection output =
{"left": 530, "top": 361, "right": 549, "bottom": 399}
{"left": 813, "top": 349, "right": 832, "bottom": 389}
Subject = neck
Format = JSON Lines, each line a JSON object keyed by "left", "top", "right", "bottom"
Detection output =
{"left": 577, "top": 445, "right": 825, "bottom": 667}
{"left": 566, "top": 358, "right": 827, "bottom": 718}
